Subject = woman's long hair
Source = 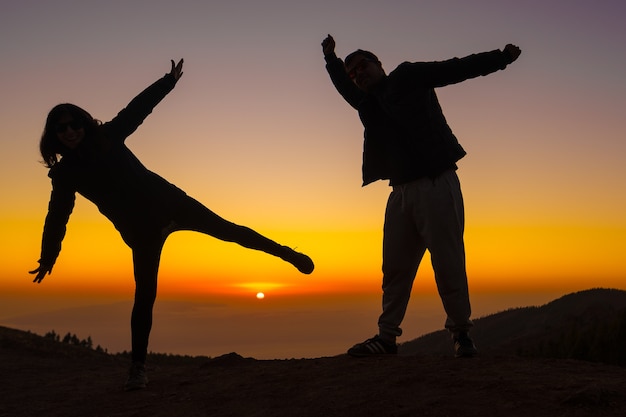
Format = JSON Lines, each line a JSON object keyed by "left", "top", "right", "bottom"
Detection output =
{"left": 39, "top": 103, "right": 102, "bottom": 168}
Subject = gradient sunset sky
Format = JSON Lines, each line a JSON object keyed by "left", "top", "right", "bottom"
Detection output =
{"left": 1, "top": 1, "right": 625, "bottom": 358}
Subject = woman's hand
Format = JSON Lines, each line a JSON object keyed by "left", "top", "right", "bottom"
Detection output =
{"left": 170, "top": 59, "right": 184, "bottom": 81}
{"left": 29, "top": 263, "right": 53, "bottom": 284}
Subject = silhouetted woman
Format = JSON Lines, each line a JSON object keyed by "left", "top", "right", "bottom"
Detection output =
{"left": 29, "top": 59, "right": 314, "bottom": 391}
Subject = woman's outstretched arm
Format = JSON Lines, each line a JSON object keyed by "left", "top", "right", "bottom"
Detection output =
{"left": 104, "top": 59, "right": 184, "bottom": 141}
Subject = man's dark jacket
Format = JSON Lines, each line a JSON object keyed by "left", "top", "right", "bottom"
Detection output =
{"left": 325, "top": 49, "right": 513, "bottom": 186}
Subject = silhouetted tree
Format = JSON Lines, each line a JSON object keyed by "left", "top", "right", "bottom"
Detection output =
{"left": 44, "top": 330, "right": 60, "bottom": 342}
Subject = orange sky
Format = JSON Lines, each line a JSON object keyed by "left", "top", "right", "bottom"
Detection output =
{"left": 1, "top": 1, "right": 626, "bottom": 357}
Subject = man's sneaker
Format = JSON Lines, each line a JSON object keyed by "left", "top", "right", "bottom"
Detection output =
{"left": 453, "top": 332, "right": 478, "bottom": 358}
{"left": 124, "top": 362, "right": 148, "bottom": 391}
{"left": 347, "top": 335, "right": 398, "bottom": 357}
{"left": 280, "top": 246, "right": 314, "bottom": 274}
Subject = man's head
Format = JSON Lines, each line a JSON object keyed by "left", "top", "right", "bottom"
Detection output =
{"left": 345, "top": 49, "right": 386, "bottom": 92}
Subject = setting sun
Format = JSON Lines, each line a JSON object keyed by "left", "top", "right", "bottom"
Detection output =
{"left": 256, "top": 292, "right": 265, "bottom": 300}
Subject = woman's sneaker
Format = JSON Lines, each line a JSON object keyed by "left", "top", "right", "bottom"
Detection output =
{"left": 347, "top": 335, "right": 397, "bottom": 357}
{"left": 124, "top": 362, "right": 148, "bottom": 391}
{"left": 280, "top": 246, "right": 314, "bottom": 274}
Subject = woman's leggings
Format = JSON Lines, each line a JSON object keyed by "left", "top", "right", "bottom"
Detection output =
{"left": 129, "top": 195, "right": 286, "bottom": 363}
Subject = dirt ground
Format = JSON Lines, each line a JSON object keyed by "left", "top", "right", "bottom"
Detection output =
{"left": 2, "top": 339, "right": 625, "bottom": 417}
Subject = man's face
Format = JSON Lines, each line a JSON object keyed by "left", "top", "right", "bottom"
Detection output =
{"left": 346, "top": 54, "right": 385, "bottom": 92}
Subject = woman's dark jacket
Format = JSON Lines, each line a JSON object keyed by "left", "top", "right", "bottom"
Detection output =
{"left": 39, "top": 73, "right": 185, "bottom": 267}
{"left": 324, "top": 49, "right": 512, "bottom": 186}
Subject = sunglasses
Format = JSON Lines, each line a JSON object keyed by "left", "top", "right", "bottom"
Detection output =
{"left": 55, "top": 120, "right": 84, "bottom": 134}
{"left": 347, "top": 59, "right": 376, "bottom": 79}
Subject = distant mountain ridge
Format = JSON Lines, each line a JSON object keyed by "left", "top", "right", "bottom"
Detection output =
{"left": 400, "top": 288, "right": 626, "bottom": 365}
{"left": 2, "top": 288, "right": 626, "bottom": 365}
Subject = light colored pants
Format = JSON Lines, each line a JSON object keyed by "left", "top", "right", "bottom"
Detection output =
{"left": 378, "top": 170, "right": 473, "bottom": 341}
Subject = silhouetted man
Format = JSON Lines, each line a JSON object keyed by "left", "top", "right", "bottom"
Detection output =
{"left": 321, "top": 35, "right": 521, "bottom": 357}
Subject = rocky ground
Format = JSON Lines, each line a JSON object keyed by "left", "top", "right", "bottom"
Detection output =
{"left": 1, "top": 326, "right": 625, "bottom": 417}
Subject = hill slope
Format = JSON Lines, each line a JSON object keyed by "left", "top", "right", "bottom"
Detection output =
{"left": 400, "top": 288, "right": 626, "bottom": 364}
